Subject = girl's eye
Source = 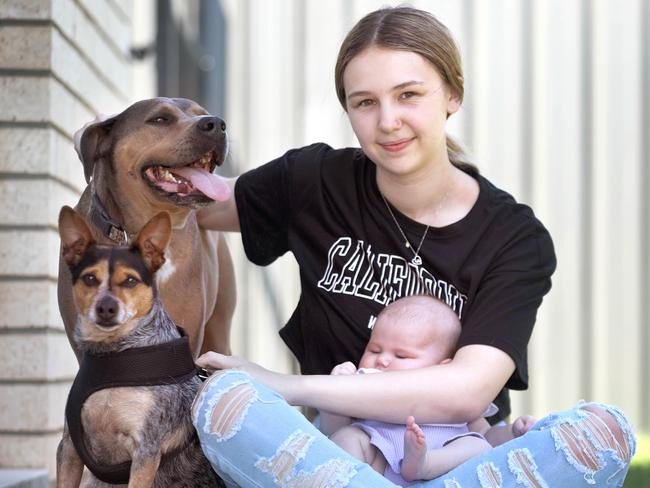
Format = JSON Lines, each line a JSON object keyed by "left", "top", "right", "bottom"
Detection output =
{"left": 400, "top": 91, "right": 418, "bottom": 100}
{"left": 121, "top": 276, "right": 139, "bottom": 288}
{"left": 355, "top": 99, "right": 375, "bottom": 108}
{"left": 82, "top": 274, "right": 98, "bottom": 287}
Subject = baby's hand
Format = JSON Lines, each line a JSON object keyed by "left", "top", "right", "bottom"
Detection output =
{"left": 512, "top": 415, "right": 537, "bottom": 437}
{"left": 330, "top": 361, "right": 357, "bottom": 376}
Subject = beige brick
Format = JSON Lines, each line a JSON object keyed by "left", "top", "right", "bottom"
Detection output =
{"left": 0, "top": 76, "right": 50, "bottom": 121}
{"left": 0, "top": 26, "right": 51, "bottom": 69}
{"left": 0, "top": 179, "right": 80, "bottom": 226}
{"left": 0, "top": 76, "right": 95, "bottom": 138}
{"left": 77, "top": 0, "right": 131, "bottom": 53}
{"left": 0, "top": 128, "right": 50, "bottom": 173}
{"left": 0, "top": 127, "right": 86, "bottom": 191}
{"left": 0, "top": 332, "right": 77, "bottom": 381}
{"left": 0, "top": 383, "right": 70, "bottom": 431}
{"left": 0, "top": 432, "right": 59, "bottom": 476}
{"left": 48, "top": 77, "right": 99, "bottom": 139}
{"left": 0, "top": 281, "right": 63, "bottom": 330}
{"left": 0, "top": 229, "right": 60, "bottom": 278}
{"left": 51, "top": 29, "right": 129, "bottom": 113}
{"left": 51, "top": 0, "right": 131, "bottom": 94}
{"left": 0, "top": 0, "right": 50, "bottom": 19}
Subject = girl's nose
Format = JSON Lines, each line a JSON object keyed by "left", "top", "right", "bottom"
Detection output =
{"left": 378, "top": 103, "right": 402, "bottom": 132}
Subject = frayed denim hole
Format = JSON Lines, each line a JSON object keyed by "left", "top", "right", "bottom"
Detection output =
{"left": 255, "top": 430, "right": 315, "bottom": 484}
{"left": 443, "top": 479, "right": 462, "bottom": 488}
{"left": 285, "top": 458, "right": 358, "bottom": 488}
{"left": 551, "top": 416, "right": 605, "bottom": 485}
{"left": 579, "top": 402, "right": 637, "bottom": 462}
{"left": 507, "top": 448, "right": 550, "bottom": 488}
{"left": 201, "top": 379, "right": 258, "bottom": 442}
{"left": 477, "top": 461, "right": 502, "bottom": 488}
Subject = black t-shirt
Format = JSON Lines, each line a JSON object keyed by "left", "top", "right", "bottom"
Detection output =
{"left": 235, "top": 143, "right": 556, "bottom": 421}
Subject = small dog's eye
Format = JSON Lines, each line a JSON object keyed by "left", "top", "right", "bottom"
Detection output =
{"left": 121, "top": 276, "right": 139, "bottom": 288}
{"left": 82, "top": 274, "right": 98, "bottom": 286}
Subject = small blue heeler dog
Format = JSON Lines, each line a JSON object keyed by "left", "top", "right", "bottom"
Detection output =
{"left": 56, "top": 206, "right": 222, "bottom": 487}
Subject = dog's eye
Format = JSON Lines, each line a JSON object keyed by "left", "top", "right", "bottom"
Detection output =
{"left": 82, "top": 274, "right": 98, "bottom": 287}
{"left": 121, "top": 276, "right": 139, "bottom": 288}
{"left": 148, "top": 115, "right": 169, "bottom": 124}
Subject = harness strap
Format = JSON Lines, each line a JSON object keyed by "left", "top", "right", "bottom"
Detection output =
{"left": 65, "top": 328, "right": 197, "bottom": 484}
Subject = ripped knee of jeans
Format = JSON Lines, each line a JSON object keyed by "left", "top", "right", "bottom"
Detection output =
{"left": 550, "top": 404, "right": 635, "bottom": 484}
{"left": 192, "top": 371, "right": 258, "bottom": 442}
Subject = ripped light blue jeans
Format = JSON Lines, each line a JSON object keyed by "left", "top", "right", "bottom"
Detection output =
{"left": 191, "top": 371, "right": 636, "bottom": 487}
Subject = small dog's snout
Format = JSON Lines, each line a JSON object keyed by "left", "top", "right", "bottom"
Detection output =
{"left": 198, "top": 116, "right": 226, "bottom": 133}
{"left": 96, "top": 296, "right": 118, "bottom": 324}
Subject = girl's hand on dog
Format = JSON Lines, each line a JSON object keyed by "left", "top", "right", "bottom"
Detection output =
{"left": 196, "top": 352, "right": 299, "bottom": 402}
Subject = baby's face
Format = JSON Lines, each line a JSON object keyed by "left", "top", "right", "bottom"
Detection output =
{"left": 358, "top": 316, "right": 448, "bottom": 372}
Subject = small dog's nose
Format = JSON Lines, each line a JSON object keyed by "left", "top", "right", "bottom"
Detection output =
{"left": 197, "top": 116, "right": 226, "bottom": 133}
{"left": 96, "top": 296, "right": 118, "bottom": 324}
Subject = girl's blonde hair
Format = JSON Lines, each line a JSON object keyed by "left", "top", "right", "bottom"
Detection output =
{"left": 334, "top": 6, "right": 476, "bottom": 173}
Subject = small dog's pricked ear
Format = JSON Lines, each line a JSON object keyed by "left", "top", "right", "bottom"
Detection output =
{"left": 134, "top": 212, "right": 172, "bottom": 273}
{"left": 58, "top": 206, "right": 94, "bottom": 267}
{"left": 79, "top": 116, "right": 118, "bottom": 184}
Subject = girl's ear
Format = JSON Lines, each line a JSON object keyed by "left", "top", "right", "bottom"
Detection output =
{"left": 446, "top": 92, "right": 461, "bottom": 116}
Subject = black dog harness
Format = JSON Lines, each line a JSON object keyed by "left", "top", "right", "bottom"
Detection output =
{"left": 65, "top": 329, "right": 198, "bottom": 485}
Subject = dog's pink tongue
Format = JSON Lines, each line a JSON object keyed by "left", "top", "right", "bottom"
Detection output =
{"left": 170, "top": 167, "right": 231, "bottom": 201}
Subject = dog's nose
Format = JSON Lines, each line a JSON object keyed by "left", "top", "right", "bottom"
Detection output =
{"left": 197, "top": 116, "right": 226, "bottom": 133}
{"left": 95, "top": 296, "right": 118, "bottom": 324}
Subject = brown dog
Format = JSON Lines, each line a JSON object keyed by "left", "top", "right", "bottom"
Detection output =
{"left": 58, "top": 97, "right": 235, "bottom": 360}
{"left": 56, "top": 207, "right": 224, "bottom": 487}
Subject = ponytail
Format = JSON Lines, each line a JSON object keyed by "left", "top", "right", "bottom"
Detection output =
{"left": 446, "top": 134, "right": 478, "bottom": 175}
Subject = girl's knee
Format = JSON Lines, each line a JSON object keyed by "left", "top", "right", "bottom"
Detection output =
{"left": 546, "top": 402, "right": 636, "bottom": 483}
{"left": 577, "top": 404, "right": 635, "bottom": 464}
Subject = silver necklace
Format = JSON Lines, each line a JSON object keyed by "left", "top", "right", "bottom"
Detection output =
{"left": 380, "top": 192, "right": 430, "bottom": 266}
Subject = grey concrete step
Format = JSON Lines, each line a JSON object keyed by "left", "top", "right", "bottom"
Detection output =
{"left": 0, "top": 470, "right": 49, "bottom": 488}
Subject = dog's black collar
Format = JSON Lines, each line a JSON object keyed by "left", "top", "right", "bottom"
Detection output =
{"left": 65, "top": 327, "right": 198, "bottom": 485}
{"left": 89, "top": 186, "right": 132, "bottom": 245}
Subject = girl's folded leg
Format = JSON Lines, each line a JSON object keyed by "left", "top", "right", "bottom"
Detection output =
{"left": 412, "top": 401, "right": 636, "bottom": 488}
{"left": 191, "top": 370, "right": 397, "bottom": 487}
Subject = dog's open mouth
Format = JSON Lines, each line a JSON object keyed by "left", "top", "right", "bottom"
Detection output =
{"left": 143, "top": 151, "right": 231, "bottom": 202}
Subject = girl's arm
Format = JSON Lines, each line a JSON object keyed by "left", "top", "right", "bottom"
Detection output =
{"left": 319, "top": 361, "right": 357, "bottom": 436}
{"left": 197, "top": 343, "right": 515, "bottom": 424}
{"left": 196, "top": 177, "right": 241, "bottom": 232}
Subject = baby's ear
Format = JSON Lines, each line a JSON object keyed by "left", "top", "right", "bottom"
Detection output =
{"left": 439, "top": 358, "right": 452, "bottom": 365}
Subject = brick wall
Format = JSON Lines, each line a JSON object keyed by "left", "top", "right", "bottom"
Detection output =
{"left": 0, "top": 0, "right": 150, "bottom": 478}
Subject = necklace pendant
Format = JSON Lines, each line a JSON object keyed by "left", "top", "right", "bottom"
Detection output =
{"left": 411, "top": 255, "right": 422, "bottom": 266}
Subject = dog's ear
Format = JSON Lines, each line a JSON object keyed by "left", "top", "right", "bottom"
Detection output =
{"left": 58, "top": 206, "right": 95, "bottom": 267}
{"left": 79, "top": 115, "right": 118, "bottom": 184}
{"left": 133, "top": 212, "right": 172, "bottom": 273}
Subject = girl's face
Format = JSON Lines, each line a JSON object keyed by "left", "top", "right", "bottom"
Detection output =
{"left": 343, "top": 47, "right": 460, "bottom": 179}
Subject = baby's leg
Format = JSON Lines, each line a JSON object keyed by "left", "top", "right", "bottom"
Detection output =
{"left": 401, "top": 416, "right": 492, "bottom": 481}
{"left": 330, "top": 425, "right": 387, "bottom": 474}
